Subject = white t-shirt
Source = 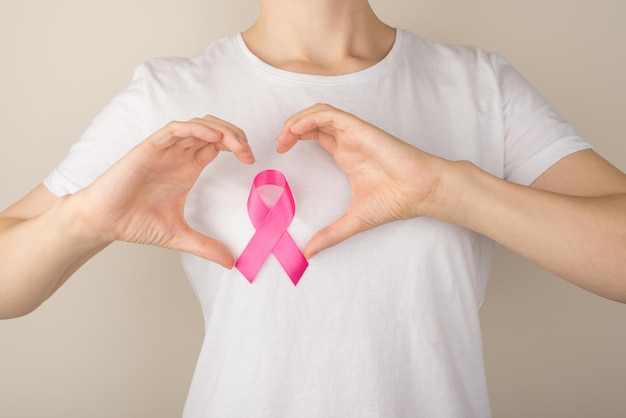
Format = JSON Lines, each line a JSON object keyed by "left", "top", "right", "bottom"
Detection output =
{"left": 44, "top": 29, "right": 590, "bottom": 417}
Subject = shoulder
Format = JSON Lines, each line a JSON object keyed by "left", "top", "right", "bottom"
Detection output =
{"left": 132, "top": 35, "right": 240, "bottom": 86}
{"left": 397, "top": 29, "right": 497, "bottom": 70}
{"left": 393, "top": 29, "right": 511, "bottom": 97}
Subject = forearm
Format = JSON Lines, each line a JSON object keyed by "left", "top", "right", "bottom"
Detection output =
{"left": 437, "top": 161, "right": 626, "bottom": 302}
{"left": 0, "top": 196, "right": 110, "bottom": 318}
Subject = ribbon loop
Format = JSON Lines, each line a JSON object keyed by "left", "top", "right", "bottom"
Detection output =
{"left": 235, "top": 170, "right": 308, "bottom": 285}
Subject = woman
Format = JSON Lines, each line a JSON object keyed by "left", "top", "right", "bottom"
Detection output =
{"left": 1, "top": 0, "right": 625, "bottom": 416}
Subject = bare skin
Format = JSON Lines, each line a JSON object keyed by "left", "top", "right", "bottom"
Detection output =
{"left": 0, "top": 117, "right": 255, "bottom": 318}
{"left": 1, "top": 0, "right": 625, "bottom": 318}
{"left": 277, "top": 104, "right": 626, "bottom": 302}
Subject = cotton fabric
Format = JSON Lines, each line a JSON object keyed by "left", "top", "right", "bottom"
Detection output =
{"left": 44, "top": 29, "right": 590, "bottom": 417}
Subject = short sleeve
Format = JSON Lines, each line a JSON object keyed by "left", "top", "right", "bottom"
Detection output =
{"left": 43, "top": 64, "right": 158, "bottom": 197}
{"left": 491, "top": 54, "right": 592, "bottom": 185}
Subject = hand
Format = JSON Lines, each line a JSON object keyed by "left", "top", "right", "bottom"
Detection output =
{"left": 72, "top": 116, "right": 255, "bottom": 268}
{"left": 277, "top": 104, "right": 447, "bottom": 257}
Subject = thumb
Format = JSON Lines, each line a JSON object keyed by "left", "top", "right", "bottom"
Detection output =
{"left": 172, "top": 228, "right": 235, "bottom": 268}
{"left": 304, "top": 213, "right": 367, "bottom": 258}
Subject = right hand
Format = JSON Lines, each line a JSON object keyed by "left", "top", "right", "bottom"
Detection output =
{"left": 71, "top": 116, "right": 255, "bottom": 268}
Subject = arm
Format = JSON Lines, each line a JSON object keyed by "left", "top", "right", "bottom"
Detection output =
{"left": 0, "top": 185, "right": 108, "bottom": 319}
{"left": 442, "top": 149, "right": 626, "bottom": 302}
{"left": 277, "top": 104, "right": 626, "bottom": 303}
{"left": 0, "top": 117, "right": 255, "bottom": 319}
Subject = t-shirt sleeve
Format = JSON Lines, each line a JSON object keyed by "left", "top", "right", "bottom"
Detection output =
{"left": 491, "top": 53, "right": 592, "bottom": 185}
{"left": 43, "top": 64, "right": 159, "bottom": 197}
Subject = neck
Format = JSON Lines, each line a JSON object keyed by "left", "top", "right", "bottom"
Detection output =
{"left": 242, "top": 0, "right": 395, "bottom": 75}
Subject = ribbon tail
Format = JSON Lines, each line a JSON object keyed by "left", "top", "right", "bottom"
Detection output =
{"left": 273, "top": 234, "right": 309, "bottom": 285}
{"left": 235, "top": 244, "right": 268, "bottom": 283}
{"left": 235, "top": 224, "right": 282, "bottom": 282}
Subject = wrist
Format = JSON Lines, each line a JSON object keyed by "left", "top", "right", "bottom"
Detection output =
{"left": 423, "top": 159, "right": 483, "bottom": 226}
{"left": 52, "top": 193, "right": 114, "bottom": 250}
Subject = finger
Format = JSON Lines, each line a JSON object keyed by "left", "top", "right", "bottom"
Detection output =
{"left": 303, "top": 212, "right": 368, "bottom": 258}
{"left": 146, "top": 121, "right": 218, "bottom": 151}
{"left": 276, "top": 104, "right": 338, "bottom": 153}
{"left": 200, "top": 115, "right": 247, "bottom": 142}
{"left": 159, "top": 120, "right": 255, "bottom": 164}
{"left": 192, "top": 118, "right": 256, "bottom": 164}
{"left": 172, "top": 228, "right": 236, "bottom": 269}
{"left": 214, "top": 133, "right": 256, "bottom": 164}
{"left": 280, "top": 103, "right": 336, "bottom": 134}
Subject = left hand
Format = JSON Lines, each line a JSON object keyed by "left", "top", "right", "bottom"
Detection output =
{"left": 277, "top": 103, "right": 449, "bottom": 257}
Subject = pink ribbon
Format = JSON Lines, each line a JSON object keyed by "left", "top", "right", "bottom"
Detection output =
{"left": 235, "top": 170, "right": 308, "bottom": 285}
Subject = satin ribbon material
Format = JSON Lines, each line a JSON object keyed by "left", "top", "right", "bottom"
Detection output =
{"left": 235, "top": 170, "right": 308, "bottom": 285}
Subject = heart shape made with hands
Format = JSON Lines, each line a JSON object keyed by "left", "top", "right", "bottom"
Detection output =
{"left": 235, "top": 170, "right": 308, "bottom": 285}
